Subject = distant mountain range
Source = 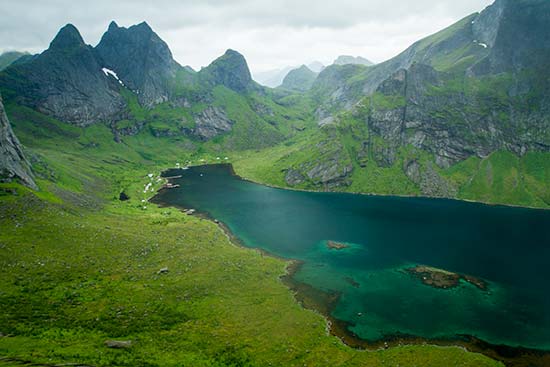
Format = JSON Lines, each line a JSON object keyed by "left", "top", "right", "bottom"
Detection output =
{"left": 253, "top": 56, "right": 374, "bottom": 88}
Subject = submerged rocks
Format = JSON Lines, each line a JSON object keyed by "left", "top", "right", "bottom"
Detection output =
{"left": 406, "top": 265, "right": 488, "bottom": 291}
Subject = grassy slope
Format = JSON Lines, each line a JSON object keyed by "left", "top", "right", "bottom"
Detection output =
{"left": 0, "top": 105, "right": 501, "bottom": 367}
{"left": 234, "top": 72, "right": 550, "bottom": 209}
{"left": 234, "top": 134, "right": 550, "bottom": 209}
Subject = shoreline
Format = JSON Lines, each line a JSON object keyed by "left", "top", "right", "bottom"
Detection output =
{"left": 151, "top": 165, "right": 550, "bottom": 367}
{"left": 226, "top": 164, "right": 550, "bottom": 212}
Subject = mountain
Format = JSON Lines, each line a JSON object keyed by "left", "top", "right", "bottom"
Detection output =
{"left": 307, "top": 61, "right": 325, "bottom": 73}
{"left": 254, "top": 61, "right": 324, "bottom": 88}
{"left": 249, "top": 0, "right": 550, "bottom": 207}
{"left": 95, "top": 21, "right": 183, "bottom": 107}
{"left": 0, "top": 94, "right": 36, "bottom": 189}
{"left": 0, "top": 51, "right": 30, "bottom": 71}
{"left": 280, "top": 65, "right": 318, "bottom": 92}
{"left": 198, "top": 49, "right": 255, "bottom": 93}
{"left": 253, "top": 66, "right": 294, "bottom": 88}
{"left": 0, "top": 24, "right": 126, "bottom": 126}
{"left": 333, "top": 55, "right": 374, "bottom": 66}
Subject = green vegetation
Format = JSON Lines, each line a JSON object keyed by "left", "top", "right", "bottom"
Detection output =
{"left": 0, "top": 103, "right": 502, "bottom": 367}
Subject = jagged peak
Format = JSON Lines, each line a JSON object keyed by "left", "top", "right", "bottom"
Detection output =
{"left": 134, "top": 21, "right": 153, "bottom": 32}
{"left": 108, "top": 21, "right": 119, "bottom": 31}
{"left": 49, "top": 24, "right": 85, "bottom": 50}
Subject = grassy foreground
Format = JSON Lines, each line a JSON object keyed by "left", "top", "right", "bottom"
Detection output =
{"left": 0, "top": 104, "right": 504, "bottom": 366}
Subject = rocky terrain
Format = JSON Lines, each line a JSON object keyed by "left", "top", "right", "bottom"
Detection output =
{"left": 0, "top": 94, "right": 36, "bottom": 189}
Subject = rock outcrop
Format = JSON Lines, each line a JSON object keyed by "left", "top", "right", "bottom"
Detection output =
{"left": 192, "top": 106, "right": 234, "bottom": 140}
{"left": 0, "top": 94, "right": 37, "bottom": 190}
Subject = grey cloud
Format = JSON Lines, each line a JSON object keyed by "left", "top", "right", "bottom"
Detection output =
{"left": 0, "top": 0, "right": 494, "bottom": 72}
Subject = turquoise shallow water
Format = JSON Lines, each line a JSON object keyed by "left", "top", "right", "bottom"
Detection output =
{"left": 152, "top": 164, "right": 550, "bottom": 350}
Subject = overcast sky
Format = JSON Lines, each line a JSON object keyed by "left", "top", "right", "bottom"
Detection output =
{"left": 1, "top": 0, "right": 493, "bottom": 74}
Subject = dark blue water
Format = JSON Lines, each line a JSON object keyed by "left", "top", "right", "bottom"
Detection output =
{"left": 152, "top": 164, "right": 550, "bottom": 350}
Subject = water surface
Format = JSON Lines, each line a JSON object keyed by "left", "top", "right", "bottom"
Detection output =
{"left": 152, "top": 164, "right": 550, "bottom": 350}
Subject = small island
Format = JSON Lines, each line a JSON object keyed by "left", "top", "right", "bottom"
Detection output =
{"left": 405, "top": 265, "right": 488, "bottom": 291}
{"left": 327, "top": 240, "right": 350, "bottom": 250}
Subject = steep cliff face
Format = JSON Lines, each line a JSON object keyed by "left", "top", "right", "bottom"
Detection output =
{"left": 0, "top": 24, "right": 126, "bottom": 126}
{"left": 95, "top": 21, "right": 183, "bottom": 107}
{"left": 366, "top": 62, "right": 550, "bottom": 169}
{"left": 472, "top": 0, "right": 550, "bottom": 74}
{"left": 0, "top": 95, "right": 37, "bottom": 190}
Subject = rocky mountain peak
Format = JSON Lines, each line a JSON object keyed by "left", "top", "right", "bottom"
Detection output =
{"left": 201, "top": 49, "right": 253, "bottom": 93}
{"left": 108, "top": 20, "right": 119, "bottom": 31}
{"left": 96, "top": 21, "right": 180, "bottom": 106}
{"left": 49, "top": 24, "right": 85, "bottom": 51}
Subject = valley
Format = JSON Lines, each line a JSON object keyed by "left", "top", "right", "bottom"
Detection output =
{"left": 1, "top": 0, "right": 550, "bottom": 366}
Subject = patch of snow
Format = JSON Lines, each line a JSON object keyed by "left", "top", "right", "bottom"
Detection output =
{"left": 479, "top": 42, "right": 488, "bottom": 48}
{"left": 101, "top": 67, "right": 125, "bottom": 86}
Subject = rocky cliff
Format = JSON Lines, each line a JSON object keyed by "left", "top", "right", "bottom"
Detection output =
{"left": 0, "top": 94, "right": 37, "bottom": 189}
